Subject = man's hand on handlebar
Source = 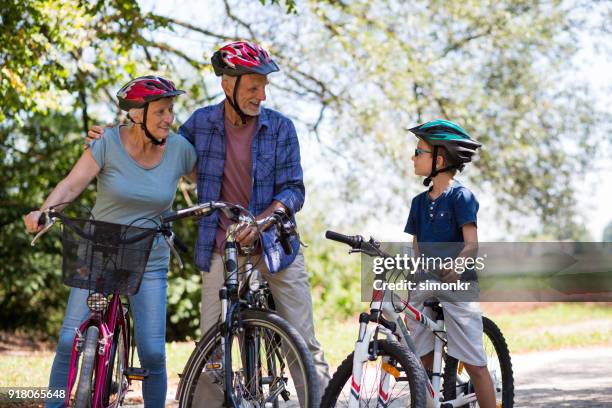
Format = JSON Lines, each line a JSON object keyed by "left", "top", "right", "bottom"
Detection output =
{"left": 235, "top": 222, "right": 259, "bottom": 247}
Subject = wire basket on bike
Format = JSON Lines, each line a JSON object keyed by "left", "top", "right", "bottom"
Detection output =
{"left": 61, "top": 218, "right": 156, "bottom": 295}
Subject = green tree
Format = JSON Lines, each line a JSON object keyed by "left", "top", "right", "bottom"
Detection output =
{"left": 0, "top": 0, "right": 299, "bottom": 340}
{"left": 2, "top": 0, "right": 610, "bottom": 339}
{"left": 0, "top": 0, "right": 206, "bottom": 338}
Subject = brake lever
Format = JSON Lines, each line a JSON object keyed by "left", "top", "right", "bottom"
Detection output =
{"left": 30, "top": 212, "right": 57, "bottom": 246}
{"left": 282, "top": 219, "right": 309, "bottom": 249}
{"left": 215, "top": 202, "right": 243, "bottom": 222}
{"left": 163, "top": 231, "right": 184, "bottom": 269}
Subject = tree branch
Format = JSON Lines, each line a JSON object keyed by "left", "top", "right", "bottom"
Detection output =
{"left": 441, "top": 26, "right": 493, "bottom": 57}
{"left": 142, "top": 40, "right": 208, "bottom": 69}
{"left": 147, "top": 13, "right": 242, "bottom": 42}
{"left": 223, "top": 0, "right": 257, "bottom": 39}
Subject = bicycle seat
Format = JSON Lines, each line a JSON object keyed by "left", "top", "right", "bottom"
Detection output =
{"left": 423, "top": 298, "right": 440, "bottom": 308}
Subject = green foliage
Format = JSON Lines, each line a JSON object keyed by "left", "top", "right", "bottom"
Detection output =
{"left": 260, "top": 0, "right": 298, "bottom": 14}
{"left": 0, "top": 112, "right": 91, "bottom": 336}
{"left": 1, "top": 0, "right": 609, "bottom": 340}
{"left": 300, "top": 215, "right": 363, "bottom": 323}
{"left": 0, "top": 0, "right": 202, "bottom": 339}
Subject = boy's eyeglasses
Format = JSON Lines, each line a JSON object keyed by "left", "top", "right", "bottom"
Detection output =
{"left": 414, "top": 148, "right": 432, "bottom": 157}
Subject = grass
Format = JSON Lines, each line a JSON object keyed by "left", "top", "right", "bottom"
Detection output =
{"left": 483, "top": 302, "right": 612, "bottom": 353}
{"left": 0, "top": 352, "right": 53, "bottom": 388}
{"left": 2, "top": 303, "right": 611, "bottom": 388}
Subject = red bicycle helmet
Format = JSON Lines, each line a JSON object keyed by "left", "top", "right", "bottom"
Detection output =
{"left": 117, "top": 76, "right": 185, "bottom": 111}
{"left": 116, "top": 76, "right": 185, "bottom": 146}
{"left": 211, "top": 42, "right": 279, "bottom": 124}
{"left": 211, "top": 41, "right": 279, "bottom": 77}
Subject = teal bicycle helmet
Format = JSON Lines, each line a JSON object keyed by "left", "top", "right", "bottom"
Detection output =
{"left": 408, "top": 119, "right": 482, "bottom": 186}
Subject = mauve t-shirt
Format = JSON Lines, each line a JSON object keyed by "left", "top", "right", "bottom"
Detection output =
{"left": 214, "top": 117, "right": 257, "bottom": 251}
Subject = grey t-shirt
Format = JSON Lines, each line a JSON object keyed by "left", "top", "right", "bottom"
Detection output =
{"left": 89, "top": 126, "right": 196, "bottom": 271}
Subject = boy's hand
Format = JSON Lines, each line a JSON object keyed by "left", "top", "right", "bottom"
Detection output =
{"left": 84, "top": 124, "right": 112, "bottom": 149}
{"left": 440, "top": 267, "right": 460, "bottom": 283}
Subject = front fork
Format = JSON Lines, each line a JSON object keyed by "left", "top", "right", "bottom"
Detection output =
{"left": 348, "top": 314, "right": 397, "bottom": 408}
{"left": 222, "top": 229, "right": 240, "bottom": 407}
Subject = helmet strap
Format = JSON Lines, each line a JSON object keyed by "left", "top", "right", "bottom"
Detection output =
{"left": 423, "top": 146, "right": 458, "bottom": 186}
{"left": 127, "top": 104, "right": 166, "bottom": 146}
{"left": 226, "top": 75, "right": 253, "bottom": 125}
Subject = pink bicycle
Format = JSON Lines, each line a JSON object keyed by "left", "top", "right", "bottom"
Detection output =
{"left": 31, "top": 206, "right": 182, "bottom": 407}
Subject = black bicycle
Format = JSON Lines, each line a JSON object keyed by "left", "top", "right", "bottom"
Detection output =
{"left": 159, "top": 201, "right": 318, "bottom": 408}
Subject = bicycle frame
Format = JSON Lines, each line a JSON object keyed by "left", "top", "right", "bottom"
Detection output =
{"left": 221, "top": 223, "right": 275, "bottom": 407}
{"left": 175, "top": 223, "right": 267, "bottom": 408}
{"left": 64, "top": 293, "right": 129, "bottom": 408}
{"left": 31, "top": 206, "right": 178, "bottom": 407}
{"left": 348, "top": 281, "right": 478, "bottom": 408}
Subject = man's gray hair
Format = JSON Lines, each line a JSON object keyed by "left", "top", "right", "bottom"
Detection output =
{"left": 222, "top": 74, "right": 237, "bottom": 86}
{"left": 128, "top": 107, "right": 143, "bottom": 121}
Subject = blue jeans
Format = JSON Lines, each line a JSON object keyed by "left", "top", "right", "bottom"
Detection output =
{"left": 47, "top": 269, "right": 168, "bottom": 408}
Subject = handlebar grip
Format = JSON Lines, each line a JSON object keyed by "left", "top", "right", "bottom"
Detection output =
{"left": 325, "top": 230, "right": 361, "bottom": 248}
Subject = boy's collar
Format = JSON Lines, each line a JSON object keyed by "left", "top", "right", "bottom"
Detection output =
{"left": 428, "top": 179, "right": 458, "bottom": 200}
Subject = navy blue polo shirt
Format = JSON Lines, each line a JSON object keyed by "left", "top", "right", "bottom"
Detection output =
{"left": 404, "top": 180, "right": 479, "bottom": 243}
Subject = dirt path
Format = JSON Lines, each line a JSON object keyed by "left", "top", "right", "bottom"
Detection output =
{"left": 124, "top": 347, "right": 612, "bottom": 407}
{"left": 513, "top": 347, "right": 612, "bottom": 407}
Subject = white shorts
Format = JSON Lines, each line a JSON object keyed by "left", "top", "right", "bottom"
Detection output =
{"left": 406, "top": 283, "right": 487, "bottom": 367}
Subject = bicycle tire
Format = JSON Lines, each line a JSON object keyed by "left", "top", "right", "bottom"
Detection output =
{"left": 104, "top": 323, "right": 128, "bottom": 406}
{"left": 442, "top": 316, "right": 514, "bottom": 407}
{"left": 320, "top": 339, "right": 427, "bottom": 407}
{"left": 178, "top": 309, "right": 318, "bottom": 407}
{"left": 74, "top": 326, "right": 99, "bottom": 408}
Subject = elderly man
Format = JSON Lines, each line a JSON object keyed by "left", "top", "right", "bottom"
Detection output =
{"left": 181, "top": 41, "right": 330, "bottom": 406}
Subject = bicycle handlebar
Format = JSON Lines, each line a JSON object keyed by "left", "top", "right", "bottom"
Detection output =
{"left": 160, "top": 201, "right": 244, "bottom": 224}
{"left": 35, "top": 210, "right": 165, "bottom": 246}
{"left": 325, "top": 230, "right": 362, "bottom": 247}
{"left": 33, "top": 201, "right": 302, "bottom": 258}
{"left": 325, "top": 230, "right": 389, "bottom": 257}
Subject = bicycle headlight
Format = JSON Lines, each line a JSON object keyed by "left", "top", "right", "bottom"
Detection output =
{"left": 87, "top": 292, "right": 109, "bottom": 312}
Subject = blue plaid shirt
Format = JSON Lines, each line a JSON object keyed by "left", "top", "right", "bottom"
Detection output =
{"left": 179, "top": 101, "right": 305, "bottom": 272}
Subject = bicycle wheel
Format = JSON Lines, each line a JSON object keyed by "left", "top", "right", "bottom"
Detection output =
{"left": 320, "top": 339, "right": 427, "bottom": 407}
{"left": 104, "top": 323, "right": 128, "bottom": 406}
{"left": 74, "top": 326, "right": 99, "bottom": 408}
{"left": 178, "top": 309, "right": 318, "bottom": 407}
{"left": 442, "top": 316, "right": 514, "bottom": 407}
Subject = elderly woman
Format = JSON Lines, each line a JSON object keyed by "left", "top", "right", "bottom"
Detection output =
{"left": 24, "top": 76, "right": 196, "bottom": 407}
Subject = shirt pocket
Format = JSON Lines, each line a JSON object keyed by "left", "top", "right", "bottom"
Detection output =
{"left": 432, "top": 208, "right": 452, "bottom": 234}
{"left": 256, "top": 154, "right": 275, "bottom": 181}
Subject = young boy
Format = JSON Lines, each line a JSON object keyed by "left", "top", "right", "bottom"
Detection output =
{"left": 404, "top": 119, "right": 497, "bottom": 407}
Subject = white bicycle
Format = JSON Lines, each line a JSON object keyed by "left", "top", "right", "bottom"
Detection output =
{"left": 320, "top": 231, "right": 514, "bottom": 408}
